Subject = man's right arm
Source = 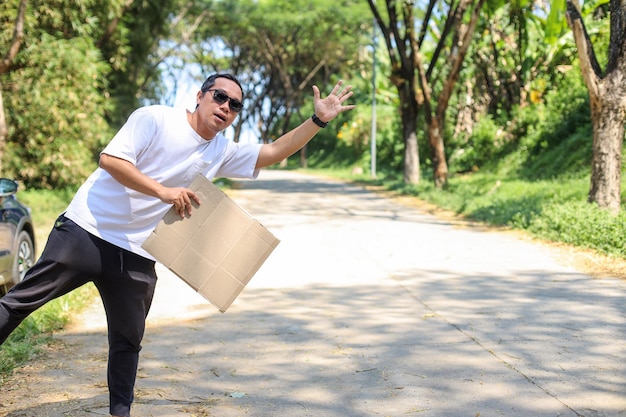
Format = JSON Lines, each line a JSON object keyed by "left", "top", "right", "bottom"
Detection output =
{"left": 99, "top": 153, "right": 199, "bottom": 217}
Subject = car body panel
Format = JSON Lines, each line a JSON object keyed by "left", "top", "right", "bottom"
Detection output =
{"left": 0, "top": 179, "right": 35, "bottom": 288}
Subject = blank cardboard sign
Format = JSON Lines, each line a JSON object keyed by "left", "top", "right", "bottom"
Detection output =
{"left": 142, "top": 174, "right": 280, "bottom": 312}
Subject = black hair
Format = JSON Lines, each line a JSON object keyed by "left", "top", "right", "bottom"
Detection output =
{"left": 200, "top": 73, "right": 243, "bottom": 96}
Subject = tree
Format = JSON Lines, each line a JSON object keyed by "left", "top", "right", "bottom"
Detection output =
{"left": 0, "top": 0, "right": 189, "bottom": 188}
{"left": 184, "top": 0, "right": 370, "bottom": 166}
{"left": 565, "top": 0, "right": 626, "bottom": 213}
{"left": 464, "top": 1, "right": 570, "bottom": 118}
{"left": 0, "top": 0, "right": 27, "bottom": 174}
{"left": 100, "top": 0, "right": 190, "bottom": 126}
{"left": 447, "top": 1, "right": 582, "bottom": 174}
{"left": 368, "top": 0, "right": 486, "bottom": 186}
{"left": 1, "top": 0, "right": 113, "bottom": 188}
{"left": 367, "top": 0, "right": 421, "bottom": 184}
{"left": 416, "top": 0, "right": 486, "bottom": 188}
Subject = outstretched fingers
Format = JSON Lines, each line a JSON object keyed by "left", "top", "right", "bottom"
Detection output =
{"left": 312, "top": 79, "right": 356, "bottom": 121}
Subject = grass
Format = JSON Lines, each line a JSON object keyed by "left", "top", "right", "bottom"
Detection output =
{"left": 0, "top": 186, "right": 98, "bottom": 382}
{"left": 0, "top": 284, "right": 96, "bottom": 380}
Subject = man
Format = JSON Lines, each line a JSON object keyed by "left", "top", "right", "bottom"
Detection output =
{"left": 0, "top": 73, "right": 354, "bottom": 417}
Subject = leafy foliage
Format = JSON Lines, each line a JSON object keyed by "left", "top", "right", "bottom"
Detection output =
{"left": 527, "top": 201, "right": 626, "bottom": 257}
{"left": 105, "top": 0, "right": 185, "bottom": 125}
{"left": 182, "top": 0, "right": 371, "bottom": 146}
{"left": 0, "top": 0, "right": 183, "bottom": 188}
{"left": 503, "top": 65, "right": 592, "bottom": 180}
{"left": 4, "top": 34, "right": 110, "bottom": 188}
{"left": 448, "top": 115, "right": 500, "bottom": 173}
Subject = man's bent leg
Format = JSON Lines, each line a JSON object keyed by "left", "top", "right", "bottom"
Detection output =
{"left": 0, "top": 216, "right": 99, "bottom": 344}
{"left": 95, "top": 247, "right": 157, "bottom": 417}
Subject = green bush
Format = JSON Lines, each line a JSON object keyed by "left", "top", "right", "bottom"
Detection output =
{"left": 449, "top": 115, "right": 500, "bottom": 173}
{"left": 4, "top": 35, "right": 111, "bottom": 190}
{"left": 528, "top": 201, "right": 626, "bottom": 257}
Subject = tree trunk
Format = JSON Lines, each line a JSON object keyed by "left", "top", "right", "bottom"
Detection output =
{"left": 414, "top": 0, "right": 484, "bottom": 188}
{"left": 404, "top": 129, "right": 420, "bottom": 184}
{"left": 232, "top": 120, "right": 243, "bottom": 143}
{"left": 429, "top": 118, "right": 447, "bottom": 188}
{"left": 0, "top": 88, "right": 6, "bottom": 174}
{"left": 566, "top": 0, "right": 626, "bottom": 213}
{"left": 400, "top": 102, "right": 420, "bottom": 184}
{"left": 588, "top": 79, "right": 625, "bottom": 213}
{"left": 300, "top": 144, "right": 308, "bottom": 169}
{"left": 368, "top": 0, "right": 421, "bottom": 185}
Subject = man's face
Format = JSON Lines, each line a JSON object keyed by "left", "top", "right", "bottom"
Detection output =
{"left": 195, "top": 77, "right": 243, "bottom": 136}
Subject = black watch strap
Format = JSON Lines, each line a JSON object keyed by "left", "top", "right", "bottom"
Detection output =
{"left": 311, "top": 114, "right": 328, "bottom": 128}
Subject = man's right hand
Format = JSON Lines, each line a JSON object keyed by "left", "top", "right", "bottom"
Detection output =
{"left": 159, "top": 187, "right": 201, "bottom": 218}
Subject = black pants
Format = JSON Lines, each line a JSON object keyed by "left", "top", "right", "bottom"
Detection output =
{"left": 0, "top": 215, "right": 157, "bottom": 417}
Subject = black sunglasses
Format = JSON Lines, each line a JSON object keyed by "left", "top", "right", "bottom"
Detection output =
{"left": 203, "top": 89, "right": 243, "bottom": 113}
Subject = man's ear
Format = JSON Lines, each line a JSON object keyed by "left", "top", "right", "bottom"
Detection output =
{"left": 196, "top": 90, "right": 206, "bottom": 109}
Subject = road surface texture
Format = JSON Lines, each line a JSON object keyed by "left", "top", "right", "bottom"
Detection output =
{"left": 1, "top": 170, "right": 625, "bottom": 417}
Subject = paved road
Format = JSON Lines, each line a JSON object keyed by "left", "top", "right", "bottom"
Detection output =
{"left": 1, "top": 170, "right": 625, "bottom": 417}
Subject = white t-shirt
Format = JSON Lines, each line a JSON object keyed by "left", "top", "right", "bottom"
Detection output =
{"left": 65, "top": 105, "right": 262, "bottom": 260}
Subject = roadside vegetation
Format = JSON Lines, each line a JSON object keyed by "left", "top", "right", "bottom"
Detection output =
{"left": 307, "top": 67, "right": 626, "bottom": 261}
{"left": 316, "top": 168, "right": 626, "bottom": 261}
{"left": 302, "top": 50, "right": 626, "bottom": 262}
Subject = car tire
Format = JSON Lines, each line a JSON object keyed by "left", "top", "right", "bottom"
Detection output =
{"left": 11, "top": 230, "right": 35, "bottom": 286}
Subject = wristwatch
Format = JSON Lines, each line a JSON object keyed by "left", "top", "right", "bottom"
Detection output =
{"left": 311, "top": 114, "right": 328, "bottom": 128}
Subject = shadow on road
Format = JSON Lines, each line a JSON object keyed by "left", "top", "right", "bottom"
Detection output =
{"left": 5, "top": 267, "right": 623, "bottom": 417}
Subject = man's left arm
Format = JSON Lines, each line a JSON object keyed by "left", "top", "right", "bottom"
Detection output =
{"left": 255, "top": 80, "right": 355, "bottom": 169}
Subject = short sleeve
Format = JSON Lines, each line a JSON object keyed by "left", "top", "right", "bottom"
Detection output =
{"left": 215, "top": 142, "right": 263, "bottom": 179}
{"left": 101, "top": 107, "right": 158, "bottom": 164}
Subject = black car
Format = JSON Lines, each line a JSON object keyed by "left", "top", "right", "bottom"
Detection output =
{"left": 0, "top": 178, "right": 36, "bottom": 294}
